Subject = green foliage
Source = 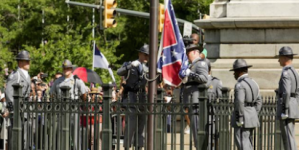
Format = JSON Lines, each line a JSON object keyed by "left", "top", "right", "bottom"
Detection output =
{"left": 0, "top": 0, "right": 212, "bottom": 87}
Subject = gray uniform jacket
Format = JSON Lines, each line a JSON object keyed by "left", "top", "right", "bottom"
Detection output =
{"left": 206, "top": 75, "right": 223, "bottom": 99}
{"left": 231, "top": 74, "right": 262, "bottom": 128}
{"left": 117, "top": 60, "right": 147, "bottom": 103}
{"left": 185, "top": 58, "right": 209, "bottom": 86}
{"left": 5, "top": 68, "right": 31, "bottom": 105}
{"left": 277, "top": 65, "right": 299, "bottom": 119}
{"left": 117, "top": 60, "right": 147, "bottom": 91}
{"left": 50, "top": 75, "right": 86, "bottom": 100}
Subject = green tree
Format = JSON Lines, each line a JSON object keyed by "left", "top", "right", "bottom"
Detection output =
{"left": 0, "top": 0, "right": 213, "bottom": 86}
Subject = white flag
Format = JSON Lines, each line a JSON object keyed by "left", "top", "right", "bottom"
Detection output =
{"left": 93, "top": 45, "right": 116, "bottom": 82}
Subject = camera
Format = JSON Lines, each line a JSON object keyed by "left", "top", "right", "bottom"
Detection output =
{"left": 183, "top": 36, "right": 194, "bottom": 46}
{"left": 41, "top": 73, "right": 48, "bottom": 79}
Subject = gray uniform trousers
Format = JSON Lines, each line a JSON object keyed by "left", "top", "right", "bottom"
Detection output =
{"left": 123, "top": 91, "right": 146, "bottom": 148}
{"left": 280, "top": 119, "right": 297, "bottom": 150}
{"left": 277, "top": 66, "right": 299, "bottom": 150}
{"left": 234, "top": 128, "right": 253, "bottom": 150}
{"left": 183, "top": 85, "right": 203, "bottom": 148}
{"left": 206, "top": 76, "right": 222, "bottom": 150}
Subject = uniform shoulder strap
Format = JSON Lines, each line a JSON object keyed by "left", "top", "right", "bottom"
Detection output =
{"left": 73, "top": 75, "right": 79, "bottom": 97}
{"left": 241, "top": 78, "right": 255, "bottom": 102}
{"left": 288, "top": 68, "right": 298, "bottom": 91}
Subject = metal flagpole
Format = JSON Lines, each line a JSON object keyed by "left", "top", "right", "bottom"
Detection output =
{"left": 147, "top": 0, "right": 159, "bottom": 150}
{"left": 92, "top": 7, "right": 95, "bottom": 71}
{"left": 18, "top": 0, "right": 21, "bottom": 52}
{"left": 42, "top": 9, "right": 45, "bottom": 47}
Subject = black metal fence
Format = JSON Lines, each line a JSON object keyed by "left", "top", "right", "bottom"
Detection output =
{"left": 8, "top": 83, "right": 284, "bottom": 150}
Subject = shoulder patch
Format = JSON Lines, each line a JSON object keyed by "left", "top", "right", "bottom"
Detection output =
{"left": 209, "top": 85, "right": 213, "bottom": 89}
{"left": 283, "top": 71, "right": 288, "bottom": 76}
{"left": 236, "top": 83, "right": 242, "bottom": 89}
{"left": 8, "top": 71, "right": 17, "bottom": 80}
{"left": 8, "top": 74, "right": 14, "bottom": 80}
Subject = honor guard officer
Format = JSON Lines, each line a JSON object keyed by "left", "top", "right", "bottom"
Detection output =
{"left": 181, "top": 44, "right": 209, "bottom": 148}
{"left": 230, "top": 59, "right": 262, "bottom": 150}
{"left": 205, "top": 59, "right": 222, "bottom": 150}
{"left": 50, "top": 59, "right": 87, "bottom": 149}
{"left": 5, "top": 50, "right": 32, "bottom": 149}
{"left": 206, "top": 59, "right": 222, "bottom": 99}
{"left": 277, "top": 46, "right": 299, "bottom": 150}
{"left": 117, "top": 44, "right": 149, "bottom": 150}
{"left": 50, "top": 59, "right": 87, "bottom": 100}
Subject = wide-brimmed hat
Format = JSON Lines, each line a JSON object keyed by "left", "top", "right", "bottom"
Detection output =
{"left": 16, "top": 50, "right": 31, "bottom": 61}
{"left": 229, "top": 59, "right": 252, "bottom": 71}
{"left": 277, "top": 46, "right": 297, "bottom": 56}
{"left": 186, "top": 44, "right": 203, "bottom": 53}
{"left": 62, "top": 59, "right": 74, "bottom": 69}
{"left": 138, "top": 44, "right": 149, "bottom": 55}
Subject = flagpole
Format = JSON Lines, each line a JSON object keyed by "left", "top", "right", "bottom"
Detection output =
{"left": 147, "top": 0, "right": 159, "bottom": 150}
{"left": 92, "top": 7, "right": 95, "bottom": 71}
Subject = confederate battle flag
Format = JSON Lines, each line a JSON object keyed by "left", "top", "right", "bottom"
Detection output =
{"left": 157, "top": 0, "right": 189, "bottom": 86}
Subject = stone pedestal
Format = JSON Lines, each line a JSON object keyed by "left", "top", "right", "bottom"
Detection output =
{"left": 195, "top": 0, "right": 299, "bottom": 94}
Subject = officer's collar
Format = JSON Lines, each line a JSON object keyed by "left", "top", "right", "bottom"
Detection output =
{"left": 237, "top": 74, "right": 248, "bottom": 82}
{"left": 63, "top": 75, "right": 74, "bottom": 82}
{"left": 65, "top": 74, "right": 74, "bottom": 79}
{"left": 282, "top": 64, "right": 292, "bottom": 71}
{"left": 18, "top": 67, "right": 29, "bottom": 78}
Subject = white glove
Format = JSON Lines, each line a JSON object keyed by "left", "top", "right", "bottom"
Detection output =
{"left": 236, "top": 121, "right": 244, "bottom": 127}
{"left": 131, "top": 60, "right": 140, "bottom": 67}
{"left": 185, "top": 69, "right": 191, "bottom": 76}
{"left": 281, "top": 113, "right": 288, "bottom": 120}
{"left": 164, "top": 96, "right": 172, "bottom": 103}
{"left": 182, "top": 77, "right": 188, "bottom": 84}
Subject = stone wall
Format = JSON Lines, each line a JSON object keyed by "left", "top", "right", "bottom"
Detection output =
{"left": 195, "top": 0, "right": 299, "bottom": 94}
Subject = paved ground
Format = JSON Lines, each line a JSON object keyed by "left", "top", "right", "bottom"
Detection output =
{"left": 114, "top": 123, "right": 299, "bottom": 150}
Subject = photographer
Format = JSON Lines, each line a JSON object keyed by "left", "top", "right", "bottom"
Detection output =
{"left": 184, "top": 33, "right": 207, "bottom": 59}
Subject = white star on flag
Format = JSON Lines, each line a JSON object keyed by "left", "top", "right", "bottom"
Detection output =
{"left": 163, "top": 55, "right": 166, "bottom": 62}
{"left": 172, "top": 50, "right": 178, "bottom": 57}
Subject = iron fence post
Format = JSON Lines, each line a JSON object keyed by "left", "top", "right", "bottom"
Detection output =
{"left": 221, "top": 87, "right": 230, "bottom": 150}
{"left": 60, "top": 86, "right": 71, "bottom": 150}
{"left": 155, "top": 88, "right": 164, "bottom": 150}
{"left": 12, "top": 83, "right": 22, "bottom": 150}
{"left": 198, "top": 85, "right": 208, "bottom": 149}
{"left": 274, "top": 90, "right": 284, "bottom": 150}
{"left": 102, "top": 84, "right": 113, "bottom": 150}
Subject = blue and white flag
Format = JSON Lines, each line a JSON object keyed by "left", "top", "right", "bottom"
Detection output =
{"left": 93, "top": 44, "right": 116, "bottom": 82}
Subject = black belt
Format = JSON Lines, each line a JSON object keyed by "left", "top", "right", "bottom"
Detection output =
{"left": 245, "top": 102, "right": 257, "bottom": 107}
{"left": 185, "top": 82, "right": 199, "bottom": 86}
{"left": 279, "top": 93, "right": 296, "bottom": 98}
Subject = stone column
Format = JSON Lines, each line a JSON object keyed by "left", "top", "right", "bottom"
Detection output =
{"left": 195, "top": 0, "right": 299, "bottom": 95}
{"left": 210, "top": 0, "right": 229, "bottom": 18}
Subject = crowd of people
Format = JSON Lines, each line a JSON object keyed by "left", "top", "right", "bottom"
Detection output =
{"left": 0, "top": 57, "right": 120, "bottom": 149}
{"left": 0, "top": 32, "right": 298, "bottom": 150}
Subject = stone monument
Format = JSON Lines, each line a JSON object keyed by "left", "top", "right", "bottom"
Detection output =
{"left": 195, "top": 0, "right": 299, "bottom": 94}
